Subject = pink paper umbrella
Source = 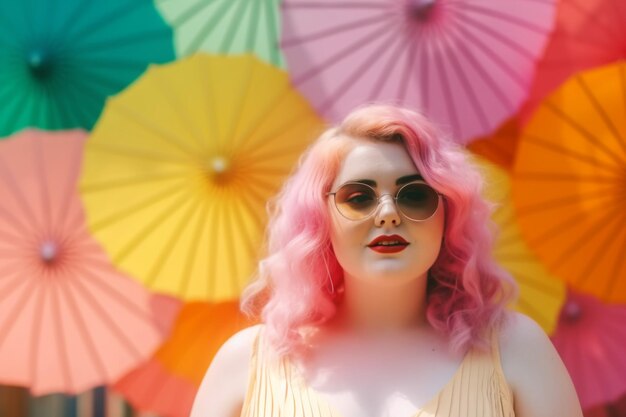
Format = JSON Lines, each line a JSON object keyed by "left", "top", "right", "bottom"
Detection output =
{"left": 0, "top": 129, "right": 181, "bottom": 395}
{"left": 281, "top": 0, "right": 556, "bottom": 144}
{"left": 551, "top": 291, "right": 626, "bottom": 410}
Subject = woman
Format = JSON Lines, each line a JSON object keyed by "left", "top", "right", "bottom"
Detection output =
{"left": 191, "top": 105, "right": 583, "bottom": 417}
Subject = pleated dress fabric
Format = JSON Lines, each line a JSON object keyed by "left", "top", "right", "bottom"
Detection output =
{"left": 240, "top": 328, "right": 515, "bottom": 417}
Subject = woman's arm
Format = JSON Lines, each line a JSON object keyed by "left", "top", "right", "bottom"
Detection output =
{"left": 500, "top": 312, "right": 583, "bottom": 417}
{"left": 190, "top": 324, "right": 260, "bottom": 417}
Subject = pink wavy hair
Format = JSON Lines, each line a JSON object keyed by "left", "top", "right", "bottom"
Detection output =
{"left": 241, "top": 104, "right": 517, "bottom": 356}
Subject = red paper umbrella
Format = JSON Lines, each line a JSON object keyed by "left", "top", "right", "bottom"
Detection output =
{"left": 281, "top": 0, "right": 556, "bottom": 143}
{"left": 551, "top": 291, "right": 626, "bottom": 409}
{"left": 521, "top": 0, "right": 626, "bottom": 120}
{"left": 0, "top": 129, "right": 181, "bottom": 395}
{"left": 113, "top": 301, "right": 254, "bottom": 417}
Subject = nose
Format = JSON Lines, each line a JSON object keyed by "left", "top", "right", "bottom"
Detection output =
{"left": 374, "top": 194, "right": 401, "bottom": 227}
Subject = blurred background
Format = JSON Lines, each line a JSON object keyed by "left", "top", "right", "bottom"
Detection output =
{"left": 0, "top": 0, "right": 625, "bottom": 416}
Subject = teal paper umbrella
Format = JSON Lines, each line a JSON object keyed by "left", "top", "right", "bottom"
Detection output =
{"left": 155, "top": 0, "right": 283, "bottom": 67}
{"left": 0, "top": 0, "right": 175, "bottom": 138}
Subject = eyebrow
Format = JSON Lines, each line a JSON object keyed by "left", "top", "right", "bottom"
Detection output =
{"left": 352, "top": 174, "right": 424, "bottom": 187}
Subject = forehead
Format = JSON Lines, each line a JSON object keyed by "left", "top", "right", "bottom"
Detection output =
{"left": 332, "top": 140, "right": 419, "bottom": 187}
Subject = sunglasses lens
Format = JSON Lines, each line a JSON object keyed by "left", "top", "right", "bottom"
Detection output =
{"left": 397, "top": 183, "right": 440, "bottom": 220}
{"left": 334, "top": 183, "right": 378, "bottom": 220}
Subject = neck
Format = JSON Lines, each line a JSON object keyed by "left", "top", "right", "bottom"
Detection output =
{"left": 335, "top": 271, "right": 429, "bottom": 334}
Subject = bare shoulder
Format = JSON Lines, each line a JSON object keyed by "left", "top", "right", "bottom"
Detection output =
{"left": 190, "top": 324, "right": 262, "bottom": 417}
{"left": 498, "top": 311, "right": 583, "bottom": 417}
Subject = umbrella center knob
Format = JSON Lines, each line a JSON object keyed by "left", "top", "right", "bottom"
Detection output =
{"left": 563, "top": 300, "right": 582, "bottom": 322}
{"left": 211, "top": 156, "right": 229, "bottom": 174}
{"left": 27, "top": 50, "right": 53, "bottom": 78}
{"left": 40, "top": 241, "right": 58, "bottom": 263}
{"left": 408, "top": 0, "right": 436, "bottom": 21}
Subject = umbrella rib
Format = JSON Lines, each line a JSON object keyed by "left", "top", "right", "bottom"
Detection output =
{"left": 71, "top": 262, "right": 159, "bottom": 328}
{"left": 264, "top": 0, "right": 282, "bottom": 65}
{"left": 600, "top": 211, "right": 626, "bottom": 298}
{"left": 60, "top": 27, "right": 172, "bottom": 57}
{"left": 54, "top": 67, "right": 116, "bottom": 112}
{"left": 85, "top": 142, "right": 194, "bottom": 169}
{"left": 46, "top": 74, "right": 82, "bottom": 129}
{"left": 148, "top": 68, "right": 208, "bottom": 156}
{"left": 439, "top": 36, "right": 490, "bottom": 134}
{"left": 220, "top": 0, "right": 251, "bottom": 53}
{"left": 452, "top": 17, "right": 527, "bottom": 92}
{"left": 576, "top": 72, "right": 626, "bottom": 159}
{"left": 208, "top": 189, "right": 224, "bottom": 298}
{"left": 541, "top": 99, "right": 626, "bottom": 169}
{"left": 88, "top": 180, "right": 186, "bottom": 233}
{"left": 177, "top": 195, "right": 209, "bottom": 298}
{"left": 316, "top": 25, "right": 405, "bottom": 111}
{"left": 514, "top": 172, "right": 621, "bottom": 184}
{"left": 451, "top": 10, "right": 536, "bottom": 67}
{"left": 28, "top": 279, "right": 47, "bottom": 389}
{"left": 81, "top": 171, "right": 190, "bottom": 195}
{"left": 69, "top": 271, "right": 146, "bottom": 362}
{"left": 182, "top": 0, "right": 239, "bottom": 55}
{"left": 53, "top": 70, "right": 102, "bottom": 128}
{"left": 58, "top": 1, "right": 149, "bottom": 50}
{"left": 520, "top": 133, "right": 624, "bottom": 176}
{"left": 224, "top": 58, "right": 258, "bottom": 158}
{"left": 513, "top": 270, "right": 565, "bottom": 299}
{"left": 0, "top": 205, "right": 35, "bottom": 241}
{"left": 291, "top": 18, "right": 395, "bottom": 87}
{"left": 245, "top": 0, "right": 261, "bottom": 54}
{"left": 222, "top": 190, "right": 240, "bottom": 298}
{"left": 0, "top": 154, "right": 42, "bottom": 235}
{"left": 282, "top": 2, "right": 387, "bottom": 10}
{"left": 543, "top": 201, "right": 623, "bottom": 274}
{"left": 51, "top": 281, "right": 74, "bottom": 390}
{"left": 452, "top": 24, "right": 518, "bottom": 113}
{"left": 515, "top": 186, "right": 618, "bottom": 217}
{"left": 168, "top": 0, "right": 220, "bottom": 27}
{"left": 281, "top": 11, "right": 394, "bottom": 48}
{"left": 370, "top": 19, "right": 414, "bottom": 102}
{"left": 33, "top": 138, "right": 53, "bottom": 239}
{"left": 521, "top": 193, "right": 616, "bottom": 246}
{"left": 110, "top": 102, "right": 203, "bottom": 162}
{"left": 227, "top": 189, "right": 260, "bottom": 263}
{"left": 55, "top": 140, "right": 85, "bottom": 239}
{"left": 61, "top": 273, "right": 119, "bottom": 380}
{"left": 226, "top": 81, "right": 292, "bottom": 154}
{"left": 456, "top": 2, "right": 553, "bottom": 38}
{"left": 432, "top": 41, "right": 461, "bottom": 138}
{"left": 140, "top": 192, "right": 201, "bottom": 289}
{"left": 110, "top": 186, "right": 195, "bottom": 266}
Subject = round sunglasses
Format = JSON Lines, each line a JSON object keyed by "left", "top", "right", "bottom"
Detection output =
{"left": 327, "top": 181, "right": 443, "bottom": 221}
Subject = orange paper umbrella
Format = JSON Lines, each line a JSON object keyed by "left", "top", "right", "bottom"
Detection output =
{"left": 551, "top": 290, "right": 626, "bottom": 409}
{"left": 0, "top": 129, "right": 181, "bottom": 395}
{"left": 113, "top": 301, "right": 254, "bottom": 417}
{"left": 512, "top": 61, "right": 626, "bottom": 302}
{"left": 521, "top": 0, "right": 626, "bottom": 120}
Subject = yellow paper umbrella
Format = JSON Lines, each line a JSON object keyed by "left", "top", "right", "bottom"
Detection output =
{"left": 512, "top": 61, "right": 626, "bottom": 303}
{"left": 474, "top": 156, "right": 566, "bottom": 333}
{"left": 80, "top": 54, "right": 324, "bottom": 301}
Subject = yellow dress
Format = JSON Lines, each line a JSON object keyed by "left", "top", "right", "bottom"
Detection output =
{"left": 240, "top": 328, "right": 515, "bottom": 417}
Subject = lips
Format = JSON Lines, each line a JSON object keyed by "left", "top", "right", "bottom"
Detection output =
{"left": 367, "top": 234, "right": 409, "bottom": 253}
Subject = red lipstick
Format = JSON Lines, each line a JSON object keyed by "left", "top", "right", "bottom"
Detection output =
{"left": 367, "top": 234, "right": 409, "bottom": 253}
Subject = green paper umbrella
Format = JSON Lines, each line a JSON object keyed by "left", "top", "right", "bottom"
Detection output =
{"left": 155, "top": 0, "right": 283, "bottom": 67}
{"left": 0, "top": 0, "right": 175, "bottom": 138}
